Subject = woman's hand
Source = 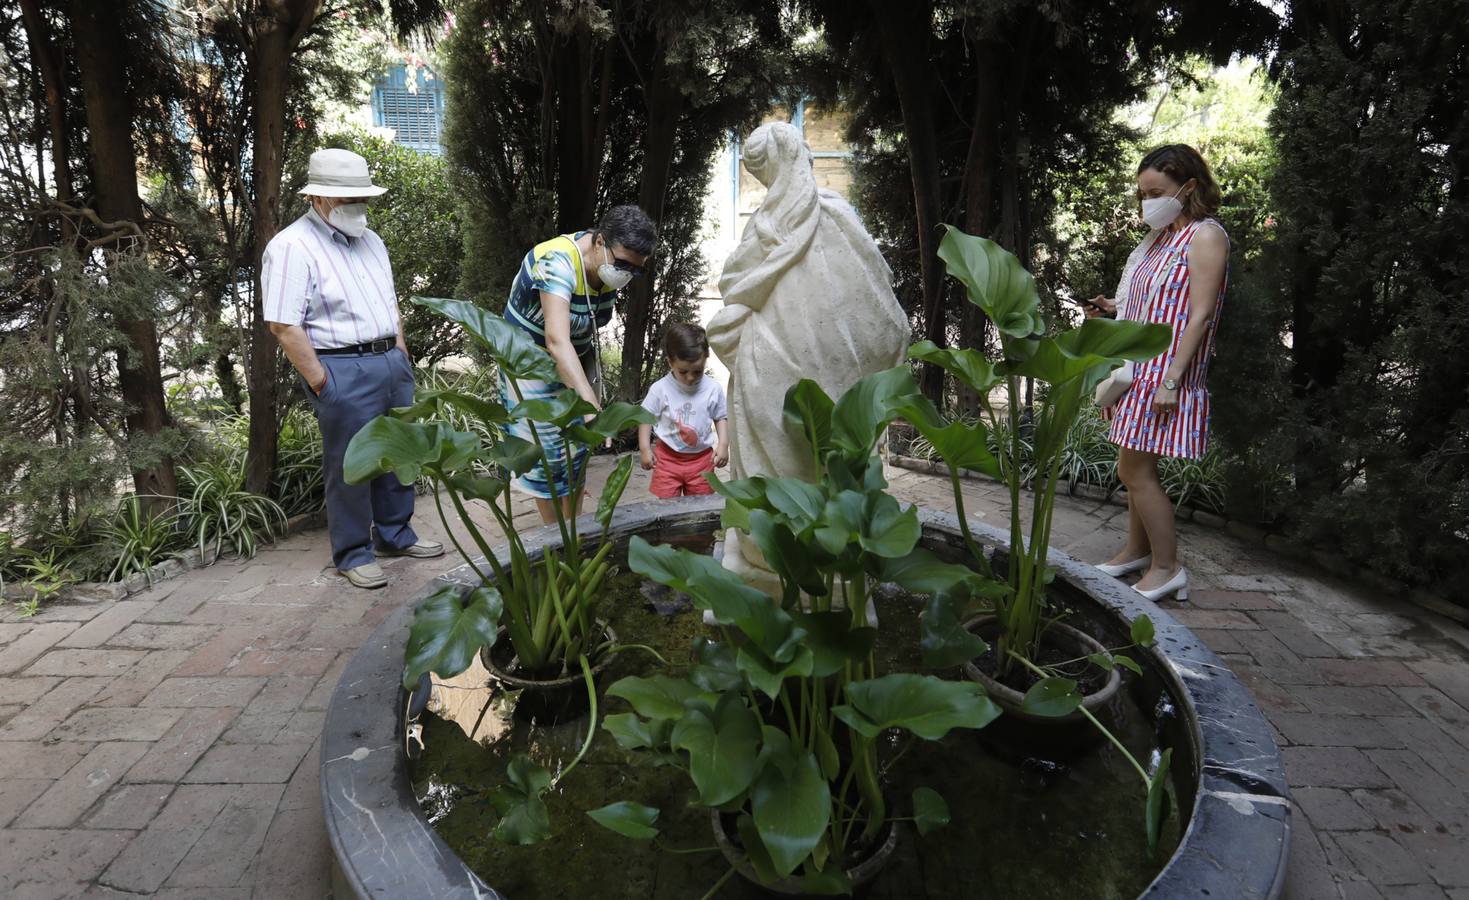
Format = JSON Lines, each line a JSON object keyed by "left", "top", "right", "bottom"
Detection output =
{"left": 1151, "top": 385, "right": 1179, "bottom": 419}
{"left": 1085, "top": 295, "right": 1117, "bottom": 319}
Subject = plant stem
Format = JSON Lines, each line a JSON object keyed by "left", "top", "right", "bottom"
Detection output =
{"left": 1008, "top": 650, "right": 1150, "bottom": 784}
{"left": 699, "top": 866, "right": 737, "bottom": 900}
{"left": 432, "top": 485, "right": 489, "bottom": 584}
{"left": 551, "top": 655, "right": 599, "bottom": 786}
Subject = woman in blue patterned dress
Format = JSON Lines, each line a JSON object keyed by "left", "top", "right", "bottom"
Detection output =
{"left": 502, "top": 205, "right": 656, "bottom": 523}
{"left": 1089, "top": 145, "right": 1229, "bottom": 603}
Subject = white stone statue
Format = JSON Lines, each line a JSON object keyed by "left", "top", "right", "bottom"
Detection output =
{"left": 708, "top": 121, "right": 909, "bottom": 593}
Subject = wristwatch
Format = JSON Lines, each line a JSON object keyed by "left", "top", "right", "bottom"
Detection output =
{"left": 1162, "top": 378, "right": 1180, "bottom": 391}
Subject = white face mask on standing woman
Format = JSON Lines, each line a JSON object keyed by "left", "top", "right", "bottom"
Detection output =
{"left": 1140, "top": 184, "right": 1188, "bottom": 230}
{"left": 596, "top": 243, "right": 634, "bottom": 291}
{"left": 329, "top": 202, "right": 369, "bottom": 238}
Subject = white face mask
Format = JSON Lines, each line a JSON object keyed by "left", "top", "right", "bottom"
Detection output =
{"left": 1140, "top": 185, "right": 1186, "bottom": 230}
{"left": 597, "top": 243, "right": 634, "bottom": 291}
{"left": 328, "top": 202, "right": 369, "bottom": 238}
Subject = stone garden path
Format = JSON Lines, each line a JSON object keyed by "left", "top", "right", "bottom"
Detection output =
{"left": 2, "top": 458, "right": 1468, "bottom": 899}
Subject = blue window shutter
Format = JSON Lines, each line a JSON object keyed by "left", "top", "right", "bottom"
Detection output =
{"left": 371, "top": 64, "right": 446, "bottom": 156}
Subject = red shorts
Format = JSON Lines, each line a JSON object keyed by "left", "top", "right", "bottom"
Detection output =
{"left": 650, "top": 441, "right": 715, "bottom": 498}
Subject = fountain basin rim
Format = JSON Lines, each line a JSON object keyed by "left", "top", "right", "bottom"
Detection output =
{"left": 320, "top": 496, "right": 1290, "bottom": 900}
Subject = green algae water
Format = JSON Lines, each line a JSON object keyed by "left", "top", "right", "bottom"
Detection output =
{"left": 411, "top": 542, "right": 1183, "bottom": 899}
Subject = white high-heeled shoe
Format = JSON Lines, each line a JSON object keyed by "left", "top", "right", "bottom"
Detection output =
{"left": 1135, "top": 567, "right": 1189, "bottom": 603}
{"left": 1096, "top": 554, "right": 1151, "bottom": 577}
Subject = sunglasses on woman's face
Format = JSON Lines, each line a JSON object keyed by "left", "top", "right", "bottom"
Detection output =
{"left": 609, "top": 252, "right": 646, "bottom": 277}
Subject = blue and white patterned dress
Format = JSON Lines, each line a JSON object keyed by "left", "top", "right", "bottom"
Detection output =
{"left": 500, "top": 233, "right": 617, "bottom": 499}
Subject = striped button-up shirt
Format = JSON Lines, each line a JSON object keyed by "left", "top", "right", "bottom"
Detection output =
{"left": 261, "top": 207, "right": 400, "bottom": 349}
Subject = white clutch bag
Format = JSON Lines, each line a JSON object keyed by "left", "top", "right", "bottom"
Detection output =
{"left": 1094, "top": 361, "right": 1135, "bottom": 409}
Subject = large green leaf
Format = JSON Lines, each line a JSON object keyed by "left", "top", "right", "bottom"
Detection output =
{"left": 443, "top": 471, "right": 507, "bottom": 505}
{"left": 708, "top": 474, "right": 774, "bottom": 510}
{"left": 567, "top": 401, "right": 656, "bottom": 445}
{"left": 793, "top": 610, "right": 876, "bottom": 677}
{"left": 484, "top": 436, "right": 542, "bottom": 475}
{"left": 344, "top": 417, "right": 478, "bottom": 485}
{"left": 783, "top": 379, "right": 835, "bottom": 459}
{"left": 413, "top": 296, "right": 558, "bottom": 381}
{"left": 834, "top": 673, "right": 1001, "bottom": 740}
{"left": 392, "top": 388, "right": 510, "bottom": 426}
{"left": 402, "top": 586, "right": 502, "bottom": 690}
{"left": 877, "top": 547, "right": 1003, "bottom": 598}
{"left": 587, "top": 801, "right": 660, "bottom": 840}
{"left": 492, "top": 754, "right": 552, "bottom": 844}
{"left": 908, "top": 340, "right": 1001, "bottom": 396}
{"left": 1006, "top": 318, "right": 1172, "bottom": 386}
{"left": 688, "top": 636, "right": 743, "bottom": 692}
{"left": 859, "top": 493, "right": 921, "bottom": 559}
{"left": 913, "top": 786, "right": 950, "bottom": 836}
{"left": 919, "top": 592, "right": 989, "bottom": 668}
{"left": 937, "top": 226, "right": 1045, "bottom": 340}
{"left": 736, "top": 644, "right": 815, "bottom": 699}
{"left": 764, "top": 478, "right": 827, "bottom": 531}
{"left": 748, "top": 509, "right": 826, "bottom": 598}
{"left": 751, "top": 740, "right": 831, "bottom": 877}
{"left": 829, "top": 367, "right": 923, "bottom": 459}
{"left": 595, "top": 455, "right": 634, "bottom": 531}
{"left": 607, "top": 674, "right": 703, "bottom": 720}
{"left": 893, "top": 395, "right": 1002, "bottom": 477}
{"left": 509, "top": 389, "right": 598, "bottom": 429}
{"left": 1021, "top": 677, "right": 1083, "bottom": 718}
{"left": 670, "top": 695, "right": 762, "bottom": 807}
{"left": 813, "top": 490, "right": 866, "bottom": 556}
{"left": 627, "top": 537, "right": 805, "bottom": 663}
{"left": 1147, "top": 748, "right": 1173, "bottom": 853}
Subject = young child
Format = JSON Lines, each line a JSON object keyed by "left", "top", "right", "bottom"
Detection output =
{"left": 638, "top": 323, "right": 729, "bottom": 498}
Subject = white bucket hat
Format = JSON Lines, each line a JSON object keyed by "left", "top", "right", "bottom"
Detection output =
{"left": 299, "top": 148, "right": 387, "bottom": 198}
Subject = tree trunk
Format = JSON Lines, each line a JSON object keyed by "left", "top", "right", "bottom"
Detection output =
{"left": 869, "top": 0, "right": 946, "bottom": 400}
{"left": 243, "top": 3, "right": 316, "bottom": 496}
{"left": 68, "top": 0, "right": 178, "bottom": 506}
{"left": 618, "top": 63, "right": 683, "bottom": 402}
{"left": 958, "top": 46, "right": 1001, "bottom": 412}
{"left": 19, "top": 0, "right": 73, "bottom": 241}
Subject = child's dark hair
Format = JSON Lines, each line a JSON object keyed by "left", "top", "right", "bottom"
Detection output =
{"left": 663, "top": 322, "right": 709, "bottom": 362}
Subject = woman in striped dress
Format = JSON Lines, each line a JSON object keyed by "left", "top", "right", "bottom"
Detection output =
{"left": 1089, "top": 144, "right": 1229, "bottom": 602}
{"left": 501, "top": 205, "right": 657, "bottom": 523}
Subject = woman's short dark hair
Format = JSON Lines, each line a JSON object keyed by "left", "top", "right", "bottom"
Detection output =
{"left": 663, "top": 322, "right": 708, "bottom": 362}
{"left": 1137, "top": 144, "right": 1222, "bottom": 220}
{"left": 597, "top": 205, "right": 657, "bottom": 257}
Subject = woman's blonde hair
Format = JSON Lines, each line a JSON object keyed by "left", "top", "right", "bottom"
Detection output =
{"left": 1138, "top": 144, "right": 1222, "bottom": 220}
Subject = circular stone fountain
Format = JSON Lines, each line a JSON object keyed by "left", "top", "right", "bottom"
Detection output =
{"left": 321, "top": 496, "right": 1290, "bottom": 899}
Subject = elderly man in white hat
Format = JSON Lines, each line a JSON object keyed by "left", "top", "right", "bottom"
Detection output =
{"left": 262, "top": 147, "right": 442, "bottom": 589}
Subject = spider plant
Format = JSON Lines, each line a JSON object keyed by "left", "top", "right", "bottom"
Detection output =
{"left": 176, "top": 457, "right": 287, "bottom": 560}
{"left": 96, "top": 494, "right": 182, "bottom": 583}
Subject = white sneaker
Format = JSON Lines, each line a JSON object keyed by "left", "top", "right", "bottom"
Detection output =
{"left": 340, "top": 562, "right": 388, "bottom": 589}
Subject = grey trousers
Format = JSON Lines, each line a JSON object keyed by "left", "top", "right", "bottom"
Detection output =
{"left": 307, "top": 348, "right": 418, "bottom": 571}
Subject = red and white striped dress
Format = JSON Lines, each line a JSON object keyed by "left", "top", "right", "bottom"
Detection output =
{"left": 1102, "top": 218, "right": 1228, "bottom": 460}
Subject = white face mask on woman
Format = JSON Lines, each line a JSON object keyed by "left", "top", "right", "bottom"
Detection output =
{"left": 328, "top": 202, "right": 369, "bottom": 238}
{"left": 1140, "top": 185, "right": 1187, "bottom": 230}
{"left": 596, "top": 243, "right": 634, "bottom": 291}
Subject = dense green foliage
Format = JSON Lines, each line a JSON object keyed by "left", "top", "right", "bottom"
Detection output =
{"left": 441, "top": 0, "right": 791, "bottom": 399}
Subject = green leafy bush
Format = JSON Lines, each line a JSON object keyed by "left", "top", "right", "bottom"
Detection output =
{"left": 95, "top": 494, "right": 182, "bottom": 583}
{"left": 176, "top": 458, "right": 287, "bottom": 560}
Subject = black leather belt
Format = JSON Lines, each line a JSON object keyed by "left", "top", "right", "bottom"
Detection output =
{"left": 317, "top": 338, "right": 396, "bottom": 355}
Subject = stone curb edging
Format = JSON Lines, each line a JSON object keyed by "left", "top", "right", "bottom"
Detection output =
{"left": 888, "top": 454, "right": 1466, "bottom": 626}
{"left": 1, "top": 508, "right": 328, "bottom": 605}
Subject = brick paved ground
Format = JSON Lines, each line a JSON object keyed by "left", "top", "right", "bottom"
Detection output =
{"left": 1, "top": 458, "right": 1467, "bottom": 899}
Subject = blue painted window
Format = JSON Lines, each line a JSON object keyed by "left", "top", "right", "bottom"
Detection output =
{"left": 371, "top": 65, "right": 446, "bottom": 156}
